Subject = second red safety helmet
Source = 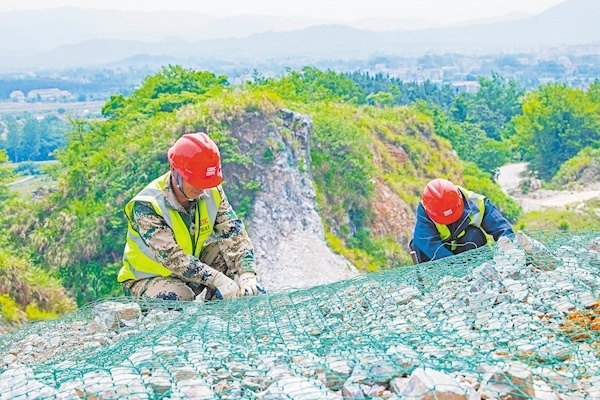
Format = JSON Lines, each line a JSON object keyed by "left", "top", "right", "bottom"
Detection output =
{"left": 422, "top": 178, "right": 464, "bottom": 225}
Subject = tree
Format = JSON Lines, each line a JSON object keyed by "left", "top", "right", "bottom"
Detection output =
{"left": 366, "top": 91, "right": 395, "bottom": 107}
{"left": 512, "top": 83, "right": 600, "bottom": 180}
{"left": 21, "top": 115, "right": 42, "bottom": 161}
{"left": 261, "top": 67, "right": 365, "bottom": 104}
{"left": 0, "top": 150, "right": 14, "bottom": 203}
{"left": 3, "top": 115, "right": 22, "bottom": 162}
{"left": 455, "top": 72, "right": 524, "bottom": 140}
{"left": 103, "top": 65, "right": 230, "bottom": 118}
{"left": 39, "top": 114, "right": 69, "bottom": 159}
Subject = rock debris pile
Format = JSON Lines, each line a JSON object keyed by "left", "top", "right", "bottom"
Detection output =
{"left": 1, "top": 231, "right": 599, "bottom": 399}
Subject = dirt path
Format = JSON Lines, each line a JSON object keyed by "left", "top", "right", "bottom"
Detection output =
{"left": 496, "top": 162, "right": 527, "bottom": 195}
{"left": 496, "top": 163, "right": 600, "bottom": 212}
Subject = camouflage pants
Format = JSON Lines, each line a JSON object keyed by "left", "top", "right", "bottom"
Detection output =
{"left": 122, "top": 242, "right": 235, "bottom": 301}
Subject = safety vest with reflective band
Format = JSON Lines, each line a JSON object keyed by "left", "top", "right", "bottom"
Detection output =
{"left": 434, "top": 186, "right": 487, "bottom": 251}
{"left": 118, "top": 173, "right": 222, "bottom": 282}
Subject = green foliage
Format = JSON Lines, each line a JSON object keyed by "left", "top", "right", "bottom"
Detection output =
{"left": 253, "top": 67, "right": 365, "bottom": 104}
{"left": 366, "top": 91, "right": 395, "bottom": 107}
{"left": 347, "top": 72, "right": 456, "bottom": 110}
{"left": 324, "top": 232, "right": 380, "bottom": 272}
{"left": 511, "top": 83, "right": 600, "bottom": 180}
{"left": 551, "top": 147, "right": 600, "bottom": 189}
{"left": 58, "top": 261, "right": 122, "bottom": 305}
{"left": 101, "top": 94, "right": 125, "bottom": 118}
{"left": 0, "top": 150, "right": 14, "bottom": 203}
{"left": 310, "top": 104, "right": 375, "bottom": 233}
{"left": 101, "top": 65, "right": 228, "bottom": 119}
{"left": 13, "top": 161, "right": 41, "bottom": 176}
{"left": 0, "top": 295, "right": 24, "bottom": 323}
{"left": 0, "top": 114, "right": 69, "bottom": 162}
{"left": 558, "top": 220, "right": 570, "bottom": 231}
{"left": 0, "top": 246, "right": 76, "bottom": 321}
{"left": 419, "top": 103, "right": 510, "bottom": 175}
{"left": 459, "top": 73, "right": 525, "bottom": 140}
{"left": 517, "top": 203, "right": 600, "bottom": 231}
{"left": 25, "top": 304, "right": 59, "bottom": 321}
{"left": 227, "top": 179, "right": 260, "bottom": 221}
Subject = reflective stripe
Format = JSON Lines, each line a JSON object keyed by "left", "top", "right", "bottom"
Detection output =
{"left": 127, "top": 230, "right": 157, "bottom": 260}
{"left": 123, "top": 260, "right": 160, "bottom": 280}
{"left": 435, "top": 186, "right": 486, "bottom": 244}
{"left": 134, "top": 190, "right": 173, "bottom": 227}
{"left": 206, "top": 193, "right": 219, "bottom": 226}
{"left": 117, "top": 172, "right": 223, "bottom": 283}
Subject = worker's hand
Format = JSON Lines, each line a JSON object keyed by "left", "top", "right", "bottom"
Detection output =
{"left": 212, "top": 272, "right": 240, "bottom": 299}
{"left": 238, "top": 272, "right": 266, "bottom": 296}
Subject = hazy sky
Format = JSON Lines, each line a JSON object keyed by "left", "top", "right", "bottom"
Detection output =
{"left": 0, "top": 0, "right": 568, "bottom": 23}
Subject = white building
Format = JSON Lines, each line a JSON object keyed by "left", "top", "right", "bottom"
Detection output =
{"left": 9, "top": 90, "right": 25, "bottom": 102}
{"left": 451, "top": 81, "right": 480, "bottom": 94}
{"left": 26, "top": 88, "right": 72, "bottom": 102}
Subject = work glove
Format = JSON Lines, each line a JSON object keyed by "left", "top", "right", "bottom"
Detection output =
{"left": 211, "top": 271, "right": 240, "bottom": 299}
{"left": 238, "top": 272, "right": 266, "bottom": 296}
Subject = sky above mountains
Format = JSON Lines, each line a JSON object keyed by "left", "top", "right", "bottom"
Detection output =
{"left": 1, "top": 0, "right": 567, "bottom": 24}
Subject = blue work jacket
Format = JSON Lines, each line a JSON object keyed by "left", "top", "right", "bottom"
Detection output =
{"left": 411, "top": 193, "right": 514, "bottom": 261}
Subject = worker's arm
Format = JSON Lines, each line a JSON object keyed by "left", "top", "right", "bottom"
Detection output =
{"left": 212, "top": 186, "right": 264, "bottom": 295}
{"left": 211, "top": 186, "right": 256, "bottom": 275}
{"left": 480, "top": 198, "right": 515, "bottom": 242}
{"left": 130, "top": 201, "right": 238, "bottom": 297}
{"left": 412, "top": 203, "right": 454, "bottom": 260}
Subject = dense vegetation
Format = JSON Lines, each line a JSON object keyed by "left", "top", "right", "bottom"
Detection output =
{"left": 0, "top": 151, "right": 75, "bottom": 331}
{"left": 0, "top": 65, "right": 599, "bottom": 326}
{"left": 0, "top": 114, "right": 70, "bottom": 163}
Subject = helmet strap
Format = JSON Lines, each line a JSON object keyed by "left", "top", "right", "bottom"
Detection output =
{"left": 172, "top": 170, "right": 196, "bottom": 202}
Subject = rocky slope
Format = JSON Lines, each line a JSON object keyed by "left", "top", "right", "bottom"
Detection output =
{"left": 1, "top": 232, "right": 599, "bottom": 399}
{"left": 220, "top": 109, "right": 359, "bottom": 290}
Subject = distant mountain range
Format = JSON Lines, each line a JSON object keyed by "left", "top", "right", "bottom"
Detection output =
{"left": 0, "top": 0, "right": 598, "bottom": 72}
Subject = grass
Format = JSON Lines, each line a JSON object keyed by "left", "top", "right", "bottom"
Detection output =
{"left": 8, "top": 174, "right": 56, "bottom": 196}
{"left": 516, "top": 199, "right": 600, "bottom": 231}
{"left": 7, "top": 160, "right": 59, "bottom": 197}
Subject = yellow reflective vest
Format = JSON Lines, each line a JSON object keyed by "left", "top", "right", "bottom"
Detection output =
{"left": 434, "top": 186, "right": 487, "bottom": 250}
{"left": 118, "top": 173, "right": 222, "bottom": 282}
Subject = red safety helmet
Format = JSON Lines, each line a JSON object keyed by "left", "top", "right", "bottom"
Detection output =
{"left": 167, "top": 132, "right": 223, "bottom": 188}
{"left": 422, "top": 178, "right": 464, "bottom": 225}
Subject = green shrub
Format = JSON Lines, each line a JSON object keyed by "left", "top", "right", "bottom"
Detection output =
{"left": 0, "top": 295, "right": 25, "bottom": 323}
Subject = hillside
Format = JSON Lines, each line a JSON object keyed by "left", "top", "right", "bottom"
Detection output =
{"left": 0, "top": 56, "right": 600, "bottom": 398}
{"left": 2, "top": 65, "right": 600, "bottom": 338}
{"left": 1, "top": 0, "right": 600, "bottom": 70}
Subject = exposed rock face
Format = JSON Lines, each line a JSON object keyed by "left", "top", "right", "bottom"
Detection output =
{"left": 223, "top": 109, "right": 358, "bottom": 291}
{"left": 371, "top": 179, "right": 414, "bottom": 248}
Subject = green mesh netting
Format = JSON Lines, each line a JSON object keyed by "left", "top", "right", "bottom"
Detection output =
{"left": 1, "top": 230, "right": 599, "bottom": 399}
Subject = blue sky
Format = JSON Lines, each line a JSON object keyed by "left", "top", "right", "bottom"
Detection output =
{"left": 0, "top": 0, "right": 567, "bottom": 24}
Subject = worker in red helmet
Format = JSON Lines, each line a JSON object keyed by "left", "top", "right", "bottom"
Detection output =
{"left": 118, "top": 132, "right": 264, "bottom": 301}
{"left": 410, "top": 178, "right": 514, "bottom": 263}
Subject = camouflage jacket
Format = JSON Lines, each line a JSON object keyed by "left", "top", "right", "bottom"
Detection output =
{"left": 129, "top": 173, "right": 256, "bottom": 284}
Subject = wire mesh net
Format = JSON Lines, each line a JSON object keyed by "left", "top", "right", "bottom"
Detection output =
{"left": 1, "top": 230, "right": 599, "bottom": 399}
